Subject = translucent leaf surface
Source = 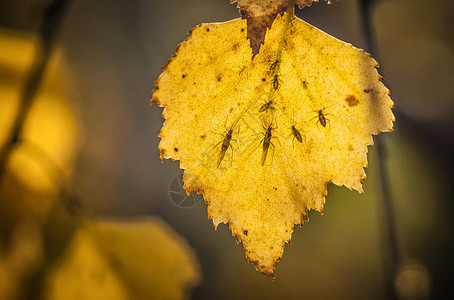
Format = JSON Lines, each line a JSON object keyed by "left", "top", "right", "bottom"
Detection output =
{"left": 152, "top": 12, "right": 394, "bottom": 276}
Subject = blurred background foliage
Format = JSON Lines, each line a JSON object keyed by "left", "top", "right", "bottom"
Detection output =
{"left": 0, "top": 0, "right": 453, "bottom": 299}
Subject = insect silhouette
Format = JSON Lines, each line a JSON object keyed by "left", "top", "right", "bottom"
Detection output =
{"left": 209, "top": 102, "right": 256, "bottom": 168}
{"left": 318, "top": 110, "right": 327, "bottom": 127}
{"left": 311, "top": 105, "right": 331, "bottom": 129}
{"left": 203, "top": 114, "right": 239, "bottom": 169}
{"left": 249, "top": 118, "right": 280, "bottom": 166}
{"left": 286, "top": 113, "right": 304, "bottom": 147}
{"left": 259, "top": 99, "right": 275, "bottom": 113}
{"left": 291, "top": 125, "right": 303, "bottom": 143}
{"left": 261, "top": 123, "right": 279, "bottom": 165}
{"left": 272, "top": 74, "right": 281, "bottom": 91}
{"left": 214, "top": 111, "right": 248, "bottom": 168}
{"left": 217, "top": 128, "right": 235, "bottom": 168}
{"left": 258, "top": 91, "right": 280, "bottom": 114}
{"left": 269, "top": 59, "right": 280, "bottom": 72}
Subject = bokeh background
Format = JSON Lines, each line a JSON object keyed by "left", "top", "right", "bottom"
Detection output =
{"left": 0, "top": 0, "right": 453, "bottom": 299}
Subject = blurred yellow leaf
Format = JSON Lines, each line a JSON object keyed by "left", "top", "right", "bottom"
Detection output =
{"left": 0, "top": 220, "right": 43, "bottom": 300}
{"left": 0, "top": 28, "right": 80, "bottom": 194}
{"left": 44, "top": 218, "right": 201, "bottom": 300}
{"left": 0, "top": 28, "right": 81, "bottom": 299}
{"left": 152, "top": 11, "right": 394, "bottom": 276}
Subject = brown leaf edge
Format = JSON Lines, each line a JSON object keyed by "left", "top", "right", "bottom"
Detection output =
{"left": 230, "top": 0, "right": 322, "bottom": 59}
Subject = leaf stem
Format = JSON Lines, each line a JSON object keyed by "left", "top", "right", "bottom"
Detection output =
{"left": 271, "top": 0, "right": 296, "bottom": 75}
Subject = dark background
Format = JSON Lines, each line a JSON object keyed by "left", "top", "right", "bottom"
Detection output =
{"left": 1, "top": 0, "right": 453, "bottom": 299}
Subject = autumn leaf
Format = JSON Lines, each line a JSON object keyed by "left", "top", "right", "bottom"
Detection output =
{"left": 43, "top": 218, "right": 201, "bottom": 300}
{"left": 152, "top": 9, "right": 394, "bottom": 276}
{"left": 231, "top": 0, "right": 330, "bottom": 58}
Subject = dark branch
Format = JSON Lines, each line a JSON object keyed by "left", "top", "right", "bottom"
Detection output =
{"left": 359, "top": 0, "right": 401, "bottom": 299}
{"left": 0, "top": 0, "right": 72, "bottom": 187}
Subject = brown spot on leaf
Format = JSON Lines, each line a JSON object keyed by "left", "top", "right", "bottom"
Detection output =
{"left": 217, "top": 75, "right": 222, "bottom": 81}
{"left": 206, "top": 28, "right": 210, "bottom": 32}
{"left": 233, "top": 43, "right": 239, "bottom": 51}
{"left": 345, "top": 95, "right": 359, "bottom": 107}
{"left": 364, "top": 89, "right": 371, "bottom": 93}
{"left": 348, "top": 144, "right": 354, "bottom": 151}
{"left": 160, "top": 149, "right": 166, "bottom": 159}
{"left": 174, "top": 147, "right": 179, "bottom": 152}
{"left": 200, "top": 134, "right": 206, "bottom": 139}
{"left": 243, "top": 230, "right": 248, "bottom": 235}
{"left": 182, "top": 74, "right": 187, "bottom": 78}
{"left": 261, "top": 78, "right": 266, "bottom": 82}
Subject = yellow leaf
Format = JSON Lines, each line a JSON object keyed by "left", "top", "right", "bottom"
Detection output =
{"left": 43, "top": 225, "right": 129, "bottom": 300}
{"left": 152, "top": 12, "right": 394, "bottom": 276}
{"left": 43, "top": 218, "right": 201, "bottom": 300}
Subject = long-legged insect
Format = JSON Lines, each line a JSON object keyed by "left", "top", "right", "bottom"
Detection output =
{"left": 261, "top": 125, "right": 274, "bottom": 165}
{"left": 217, "top": 127, "right": 235, "bottom": 168}
{"left": 286, "top": 113, "right": 304, "bottom": 147}
{"left": 258, "top": 90, "right": 280, "bottom": 114}
{"left": 247, "top": 118, "right": 279, "bottom": 165}
{"left": 311, "top": 105, "right": 331, "bottom": 129}
{"left": 318, "top": 109, "right": 328, "bottom": 127}
{"left": 270, "top": 59, "right": 280, "bottom": 72}
{"left": 291, "top": 125, "right": 303, "bottom": 143}
{"left": 269, "top": 59, "right": 281, "bottom": 90}
{"left": 261, "top": 122, "right": 281, "bottom": 165}
{"left": 212, "top": 100, "right": 257, "bottom": 168}
{"left": 273, "top": 74, "right": 281, "bottom": 91}
{"left": 259, "top": 100, "right": 275, "bottom": 113}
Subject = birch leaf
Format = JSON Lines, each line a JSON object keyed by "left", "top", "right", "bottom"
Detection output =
{"left": 44, "top": 218, "right": 201, "bottom": 300}
{"left": 152, "top": 11, "right": 394, "bottom": 276}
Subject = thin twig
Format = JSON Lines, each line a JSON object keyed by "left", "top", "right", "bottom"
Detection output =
{"left": 0, "top": 0, "right": 72, "bottom": 188}
{"left": 359, "top": 0, "right": 401, "bottom": 298}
